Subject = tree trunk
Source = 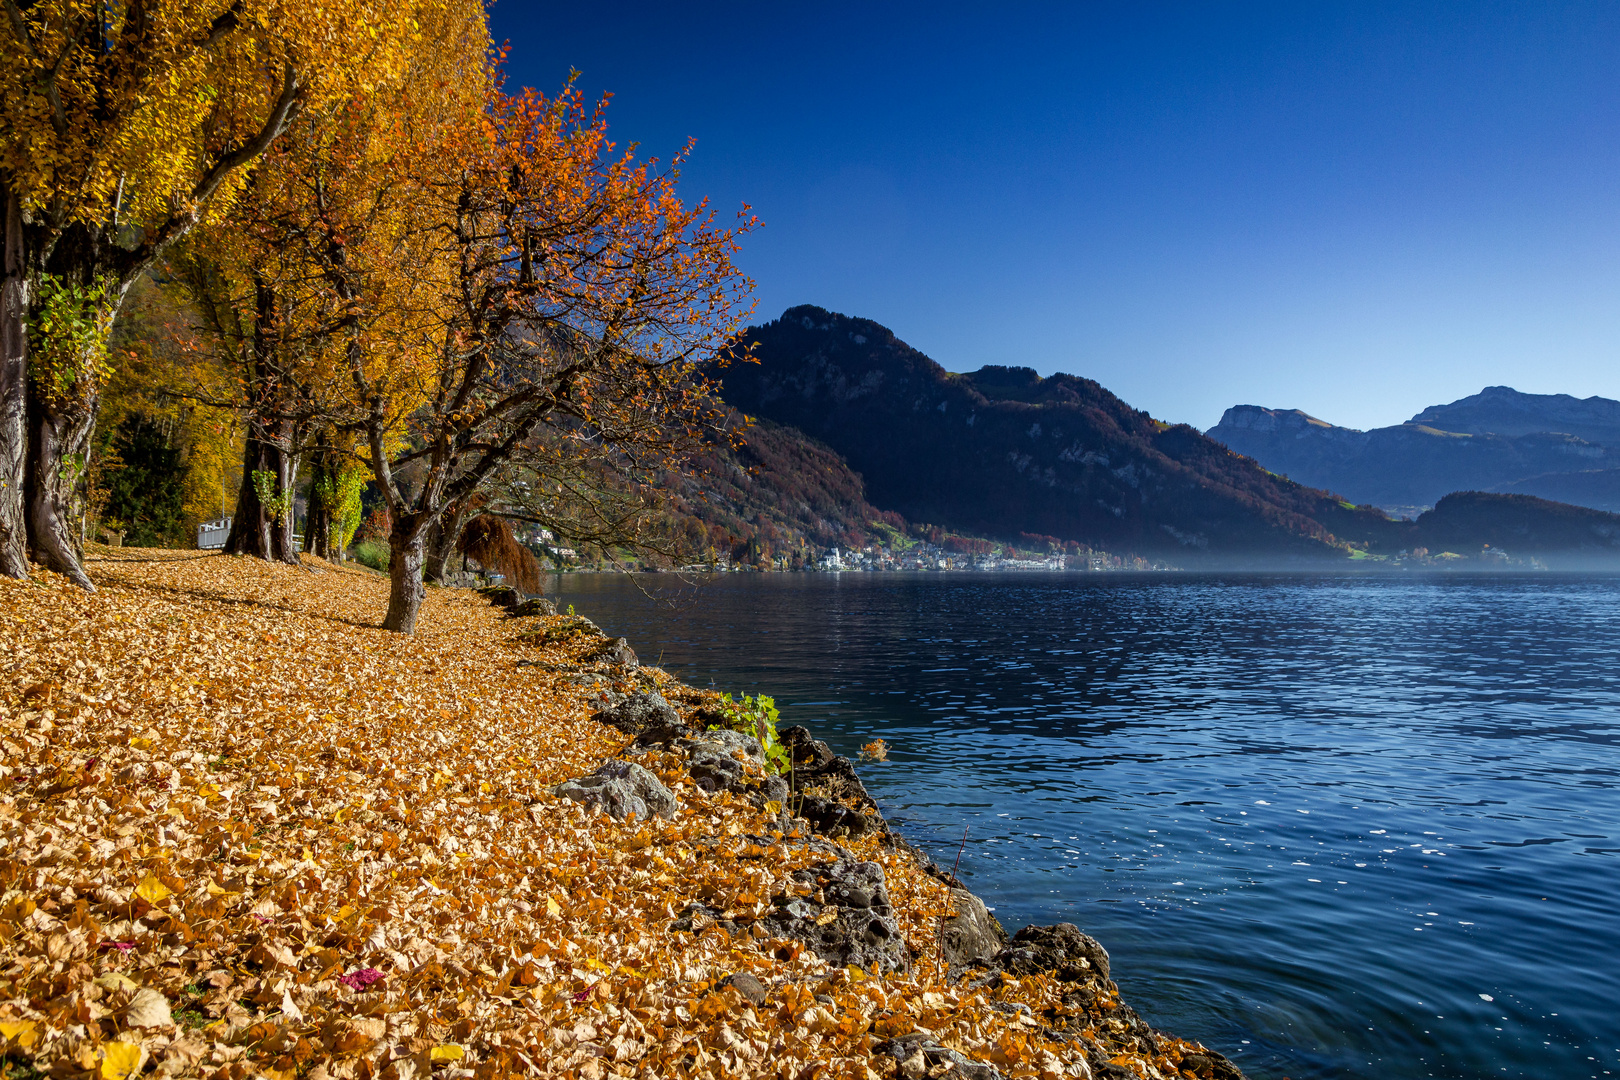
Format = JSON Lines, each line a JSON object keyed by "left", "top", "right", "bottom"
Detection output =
{"left": 383, "top": 518, "right": 426, "bottom": 633}
{"left": 224, "top": 430, "right": 300, "bottom": 564}
{"left": 304, "top": 438, "right": 334, "bottom": 561}
{"left": 0, "top": 183, "right": 27, "bottom": 580}
{"left": 24, "top": 392, "right": 96, "bottom": 588}
{"left": 224, "top": 278, "right": 300, "bottom": 565}
{"left": 424, "top": 498, "right": 471, "bottom": 583}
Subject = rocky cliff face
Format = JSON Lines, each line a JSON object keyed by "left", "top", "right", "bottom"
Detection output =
{"left": 1207, "top": 404, "right": 1619, "bottom": 511}
{"left": 720, "top": 306, "right": 1398, "bottom": 561}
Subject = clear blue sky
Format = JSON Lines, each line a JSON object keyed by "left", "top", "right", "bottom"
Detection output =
{"left": 490, "top": 1, "right": 1620, "bottom": 432}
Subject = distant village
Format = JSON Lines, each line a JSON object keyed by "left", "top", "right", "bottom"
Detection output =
{"left": 801, "top": 544, "right": 1169, "bottom": 573}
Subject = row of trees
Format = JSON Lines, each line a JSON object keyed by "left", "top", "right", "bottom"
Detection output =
{"left": 1, "top": 0, "right": 755, "bottom": 632}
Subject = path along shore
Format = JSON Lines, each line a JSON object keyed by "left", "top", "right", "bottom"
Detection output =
{"left": 0, "top": 550, "right": 1244, "bottom": 1080}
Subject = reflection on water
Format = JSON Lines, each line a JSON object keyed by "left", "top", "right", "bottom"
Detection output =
{"left": 551, "top": 571, "right": 1620, "bottom": 1080}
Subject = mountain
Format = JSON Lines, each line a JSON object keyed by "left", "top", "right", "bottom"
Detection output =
{"left": 1205, "top": 405, "right": 1617, "bottom": 511}
{"left": 1411, "top": 386, "right": 1620, "bottom": 444}
{"left": 719, "top": 305, "right": 1400, "bottom": 562}
{"left": 1404, "top": 492, "right": 1620, "bottom": 565}
{"left": 663, "top": 416, "right": 904, "bottom": 566}
{"left": 1490, "top": 468, "right": 1620, "bottom": 513}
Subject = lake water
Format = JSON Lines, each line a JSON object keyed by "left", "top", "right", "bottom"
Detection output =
{"left": 549, "top": 571, "right": 1620, "bottom": 1080}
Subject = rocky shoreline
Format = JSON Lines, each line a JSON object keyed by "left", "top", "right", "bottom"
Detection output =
{"left": 495, "top": 587, "right": 1249, "bottom": 1080}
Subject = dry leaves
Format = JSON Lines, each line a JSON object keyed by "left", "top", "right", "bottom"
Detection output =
{"left": 0, "top": 550, "right": 1225, "bottom": 1080}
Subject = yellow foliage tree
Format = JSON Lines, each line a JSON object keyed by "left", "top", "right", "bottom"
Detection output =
{"left": 168, "top": 0, "right": 491, "bottom": 566}
{"left": 0, "top": 0, "right": 432, "bottom": 587}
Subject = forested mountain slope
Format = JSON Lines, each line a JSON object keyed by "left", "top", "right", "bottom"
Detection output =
{"left": 718, "top": 305, "right": 1400, "bottom": 561}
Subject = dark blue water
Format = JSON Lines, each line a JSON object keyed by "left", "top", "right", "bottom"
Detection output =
{"left": 550, "top": 571, "right": 1620, "bottom": 1080}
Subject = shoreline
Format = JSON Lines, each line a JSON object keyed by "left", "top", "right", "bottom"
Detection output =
{"left": 0, "top": 551, "right": 1247, "bottom": 1080}
{"left": 536, "top": 588, "right": 1250, "bottom": 1080}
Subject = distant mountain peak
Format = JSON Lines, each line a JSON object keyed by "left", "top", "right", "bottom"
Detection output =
{"left": 1207, "top": 386, "right": 1620, "bottom": 514}
{"left": 1410, "top": 386, "right": 1620, "bottom": 441}
{"left": 1214, "top": 405, "right": 1344, "bottom": 434}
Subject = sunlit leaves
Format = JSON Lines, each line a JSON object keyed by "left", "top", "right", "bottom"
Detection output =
{"left": 0, "top": 551, "right": 1201, "bottom": 1079}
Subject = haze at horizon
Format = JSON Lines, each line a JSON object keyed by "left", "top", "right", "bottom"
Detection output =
{"left": 491, "top": 1, "right": 1620, "bottom": 433}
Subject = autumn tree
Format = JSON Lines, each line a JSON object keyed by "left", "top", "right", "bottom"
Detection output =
{"left": 336, "top": 86, "right": 754, "bottom": 632}
{"left": 160, "top": 0, "right": 491, "bottom": 566}
{"left": 0, "top": 0, "right": 425, "bottom": 587}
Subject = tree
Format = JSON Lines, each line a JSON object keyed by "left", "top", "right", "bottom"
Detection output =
{"left": 0, "top": 0, "right": 423, "bottom": 586}
{"left": 165, "top": 0, "right": 491, "bottom": 567}
{"left": 327, "top": 85, "right": 755, "bottom": 632}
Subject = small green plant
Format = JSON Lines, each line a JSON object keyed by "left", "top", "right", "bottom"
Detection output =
{"left": 251, "top": 470, "right": 294, "bottom": 523}
{"left": 712, "top": 692, "right": 790, "bottom": 775}
{"left": 30, "top": 273, "right": 116, "bottom": 405}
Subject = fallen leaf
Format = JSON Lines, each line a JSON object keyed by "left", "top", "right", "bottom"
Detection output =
{"left": 124, "top": 986, "right": 173, "bottom": 1027}
{"left": 134, "top": 871, "right": 171, "bottom": 905}
{"left": 100, "top": 1042, "right": 146, "bottom": 1080}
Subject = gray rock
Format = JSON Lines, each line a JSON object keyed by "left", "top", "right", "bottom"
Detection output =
{"left": 778, "top": 724, "right": 887, "bottom": 840}
{"left": 554, "top": 760, "right": 676, "bottom": 821}
{"left": 510, "top": 597, "right": 556, "bottom": 618}
{"left": 756, "top": 857, "right": 908, "bottom": 974}
{"left": 680, "top": 729, "right": 764, "bottom": 794}
{"left": 996, "top": 922, "right": 1110, "bottom": 982}
{"left": 940, "top": 888, "right": 1007, "bottom": 970}
{"left": 683, "top": 729, "right": 764, "bottom": 762}
{"left": 873, "top": 1035, "right": 1005, "bottom": 1080}
{"left": 720, "top": 972, "right": 768, "bottom": 1005}
{"left": 588, "top": 636, "right": 639, "bottom": 667}
{"left": 592, "top": 691, "right": 682, "bottom": 737}
{"left": 480, "top": 586, "right": 524, "bottom": 609}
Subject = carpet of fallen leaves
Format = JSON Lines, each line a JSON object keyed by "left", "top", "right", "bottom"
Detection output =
{"left": 0, "top": 550, "right": 1220, "bottom": 1080}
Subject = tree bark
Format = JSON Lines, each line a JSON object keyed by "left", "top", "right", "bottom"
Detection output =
{"left": 224, "top": 278, "right": 301, "bottom": 565}
{"left": 24, "top": 391, "right": 96, "bottom": 588}
{"left": 383, "top": 519, "right": 426, "bottom": 633}
{"left": 0, "top": 183, "right": 28, "bottom": 580}
{"left": 224, "top": 430, "right": 300, "bottom": 564}
{"left": 304, "top": 437, "right": 334, "bottom": 561}
{"left": 423, "top": 497, "right": 471, "bottom": 583}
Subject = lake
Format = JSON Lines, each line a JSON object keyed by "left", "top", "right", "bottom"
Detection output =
{"left": 549, "top": 571, "right": 1620, "bottom": 1080}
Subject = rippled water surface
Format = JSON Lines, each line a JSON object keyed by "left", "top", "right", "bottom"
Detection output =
{"left": 550, "top": 572, "right": 1620, "bottom": 1080}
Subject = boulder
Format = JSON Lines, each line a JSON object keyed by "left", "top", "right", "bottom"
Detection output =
{"left": 755, "top": 856, "right": 908, "bottom": 974}
{"left": 479, "top": 586, "right": 524, "bottom": 609}
{"left": 553, "top": 760, "right": 676, "bottom": 821}
{"left": 586, "top": 636, "right": 639, "bottom": 667}
{"left": 996, "top": 922, "right": 1110, "bottom": 982}
{"left": 779, "top": 725, "right": 887, "bottom": 840}
{"left": 680, "top": 729, "right": 789, "bottom": 805}
{"left": 591, "top": 691, "right": 683, "bottom": 737}
{"left": 873, "top": 1035, "right": 1007, "bottom": 1080}
{"left": 510, "top": 597, "right": 556, "bottom": 618}
{"left": 940, "top": 888, "right": 1007, "bottom": 970}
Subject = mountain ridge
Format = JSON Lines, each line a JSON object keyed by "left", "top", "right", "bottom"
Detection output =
{"left": 719, "top": 305, "right": 1400, "bottom": 562}
{"left": 1208, "top": 390, "right": 1620, "bottom": 512}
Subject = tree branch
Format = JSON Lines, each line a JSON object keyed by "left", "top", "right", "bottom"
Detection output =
{"left": 115, "top": 62, "right": 301, "bottom": 283}
{"left": 1, "top": 0, "right": 38, "bottom": 61}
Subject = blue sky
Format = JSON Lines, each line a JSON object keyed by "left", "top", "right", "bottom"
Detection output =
{"left": 490, "top": 1, "right": 1620, "bottom": 432}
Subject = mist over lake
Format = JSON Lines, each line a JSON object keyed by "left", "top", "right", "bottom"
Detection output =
{"left": 554, "top": 570, "right": 1620, "bottom": 1080}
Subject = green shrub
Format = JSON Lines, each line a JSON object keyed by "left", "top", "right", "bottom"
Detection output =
{"left": 712, "top": 692, "right": 790, "bottom": 774}
{"left": 351, "top": 538, "right": 390, "bottom": 572}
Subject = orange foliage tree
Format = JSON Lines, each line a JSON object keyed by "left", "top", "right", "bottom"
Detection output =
{"left": 0, "top": 0, "right": 426, "bottom": 587}
{"left": 313, "top": 84, "right": 755, "bottom": 632}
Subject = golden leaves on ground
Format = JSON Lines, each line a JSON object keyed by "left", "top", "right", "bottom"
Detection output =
{"left": 0, "top": 549, "right": 1218, "bottom": 1080}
